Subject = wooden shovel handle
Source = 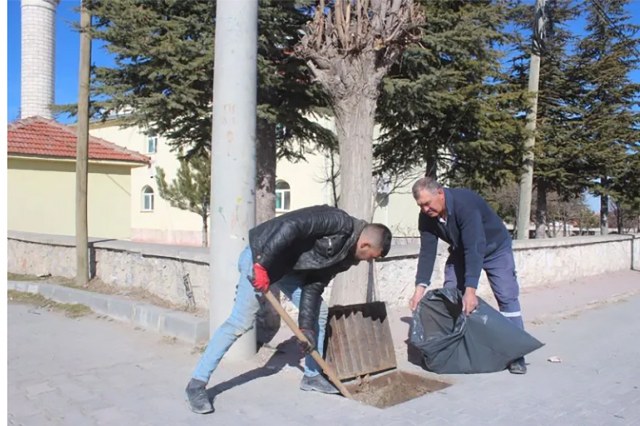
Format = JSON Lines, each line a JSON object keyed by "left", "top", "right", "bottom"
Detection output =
{"left": 263, "top": 290, "right": 354, "bottom": 399}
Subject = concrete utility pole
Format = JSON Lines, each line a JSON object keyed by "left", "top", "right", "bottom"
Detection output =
{"left": 209, "top": 0, "right": 258, "bottom": 360}
{"left": 516, "top": 0, "right": 546, "bottom": 240}
{"left": 75, "top": 1, "right": 91, "bottom": 286}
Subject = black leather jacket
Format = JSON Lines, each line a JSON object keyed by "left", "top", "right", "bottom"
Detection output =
{"left": 249, "top": 205, "right": 366, "bottom": 330}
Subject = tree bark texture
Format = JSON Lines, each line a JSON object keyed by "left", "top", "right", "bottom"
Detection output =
{"left": 331, "top": 93, "right": 377, "bottom": 305}
{"left": 255, "top": 121, "right": 281, "bottom": 343}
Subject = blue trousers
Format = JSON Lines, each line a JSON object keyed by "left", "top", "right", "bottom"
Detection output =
{"left": 443, "top": 246, "right": 524, "bottom": 330}
{"left": 191, "top": 246, "right": 328, "bottom": 383}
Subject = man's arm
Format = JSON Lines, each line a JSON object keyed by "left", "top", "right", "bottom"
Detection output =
{"left": 416, "top": 230, "right": 438, "bottom": 287}
{"left": 410, "top": 214, "right": 438, "bottom": 310}
{"left": 297, "top": 279, "right": 329, "bottom": 351}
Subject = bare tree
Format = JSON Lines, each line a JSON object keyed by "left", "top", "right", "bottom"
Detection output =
{"left": 296, "top": 0, "right": 422, "bottom": 305}
{"left": 315, "top": 146, "right": 341, "bottom": 207}
{"left": 371, "top": 169, "right": 423, "bottom": 217}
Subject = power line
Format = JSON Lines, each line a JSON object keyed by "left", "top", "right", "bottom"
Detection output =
{"left": 590, "top": 0, "right": 640, "bottom": 59}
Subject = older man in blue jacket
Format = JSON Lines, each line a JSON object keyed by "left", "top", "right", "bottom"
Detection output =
{"left": 408, "top": 177, "right": 527, "bottom": 374}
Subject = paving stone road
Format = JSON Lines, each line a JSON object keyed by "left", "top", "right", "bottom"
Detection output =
{"left": 8, "top": 271, "right": 640, "bottom": 425}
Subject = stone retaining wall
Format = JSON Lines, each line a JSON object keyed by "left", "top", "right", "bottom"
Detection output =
{"left": 8, "top": 231, "right": 638, "bottom": 310}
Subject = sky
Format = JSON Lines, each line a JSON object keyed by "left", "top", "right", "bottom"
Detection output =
{"left": 6, "top": 0, "right": 640, "bottom": 211}
{"left": 7, "top": 0, "right": 639, "bottom": 122}
{"left": 7, "top": 0, "right": 114, "bottom": 122}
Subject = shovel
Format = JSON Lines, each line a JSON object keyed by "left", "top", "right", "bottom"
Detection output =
{"left": 263, "top": 290, "right": 354, "bottom": 399}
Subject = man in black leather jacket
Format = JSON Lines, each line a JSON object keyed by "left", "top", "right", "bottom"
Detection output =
{"left": 185, "top": 205, "right": 392, "bottom": 414}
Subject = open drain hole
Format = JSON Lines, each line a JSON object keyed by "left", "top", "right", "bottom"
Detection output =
{"left": 344, "top": 370, "right": 450, "bottom": 409}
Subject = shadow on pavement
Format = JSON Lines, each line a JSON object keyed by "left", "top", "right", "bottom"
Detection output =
{"left": 207, "top": 337, "right": 304, "bottom": 399}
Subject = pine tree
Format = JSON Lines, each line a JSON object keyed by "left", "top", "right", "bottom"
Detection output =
{"left": 156, "top": 154, "right": 211, "bottom": 247}
{"left": 574, "top": 0, "right": 640, "bottom": 234}
{"left": 83, "top": 0, "right": 335, "bottom": 225}
{"left": 608, "top": 150, "right": 640, "bottom": 232}
{"left": 375, "top": 0, "right": 526, "bottom": 192}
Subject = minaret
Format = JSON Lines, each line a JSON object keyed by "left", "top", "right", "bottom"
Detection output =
{"left": 21, "top": 0, "right": 59, "bottom": 119}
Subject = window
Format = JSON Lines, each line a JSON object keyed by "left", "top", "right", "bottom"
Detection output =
{"left": 275, "top": 180, "right": 291, "bottom": 211}
{"left": 142, "top": 186, "right": 154, "bottom": 211}
{"left": 147, "top": 134, "right": 158, "bottom": 154}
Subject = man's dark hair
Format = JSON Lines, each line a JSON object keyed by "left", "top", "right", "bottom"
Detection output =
{"left": 365, "top": 223, "right": 393, "bottom": 257}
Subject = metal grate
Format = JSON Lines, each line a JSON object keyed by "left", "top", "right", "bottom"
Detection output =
{"left": 325, "top": 301, "right": 397, "bottom": 380}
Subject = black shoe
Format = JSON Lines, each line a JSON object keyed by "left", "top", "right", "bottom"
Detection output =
{"left": 508, "top": 358, "right": 527, "bottom": 375}
{"left": 300, "top": 374, "right": 340, "bottom": 394}
{"left": 185, "top": 379, "right": 214, "bottom": 414}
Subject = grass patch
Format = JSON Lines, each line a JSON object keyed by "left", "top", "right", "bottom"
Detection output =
{"left": 7, "top": 272, "right": 202, "bottom": 316}
{"left": 8, "top": 290, "right": 93, "bottom": 318}
{"left": 8, "top": 272, "right": 75, "bottom": 286}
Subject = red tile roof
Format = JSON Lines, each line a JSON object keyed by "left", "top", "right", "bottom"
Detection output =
{"left": 8, "top": 116, "right": 150, "bottom": 165}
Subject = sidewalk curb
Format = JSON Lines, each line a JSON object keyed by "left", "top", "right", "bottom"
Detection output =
{"left": 7, "top": 281, "right": 209, "bottom": 345}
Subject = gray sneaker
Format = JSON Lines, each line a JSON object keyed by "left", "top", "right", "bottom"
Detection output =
{"left": 185, "top": 379, "right": 214, "bottom": 414}
{"left": 300, "top": 374, "right": 340, "bottom": 394}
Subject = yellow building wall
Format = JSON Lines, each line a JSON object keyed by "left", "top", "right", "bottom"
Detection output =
{"left": 90, "top": 123, "right": 204, "bottom": 245}
{"left": 88, "top": 117, "right": 422, "bottom": 245}
{"left": 8, "top": 157, "right": 134, "bottom": 239}
{"left": 381, "top": 189, "right": 421, "bottom": 236}
{"left": 274, "top": 150, "right": 335, "bottom": 212}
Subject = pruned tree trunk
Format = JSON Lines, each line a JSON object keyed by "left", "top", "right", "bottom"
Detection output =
{"left": 295, "top": 0, "right": 422, "bottom": 306}
{"left": 335, "top": 96, "right": 375, "bottom": 223}
{"left": 331, "top": 94, "right": 377, "bottom": 304}
{"left": 255, "top": 121, "right": 280, "bottom": 344}
{"left": 535, "top": 181, "right": 547, "bottom": 238}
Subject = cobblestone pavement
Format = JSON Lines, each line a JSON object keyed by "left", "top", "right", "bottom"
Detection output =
{"left": 8, "top": 271, "right": 640, "bottom": 425}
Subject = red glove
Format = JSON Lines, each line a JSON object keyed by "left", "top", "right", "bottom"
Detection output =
{"left": 251, "top": 263, "right": 270, "bottom": 292}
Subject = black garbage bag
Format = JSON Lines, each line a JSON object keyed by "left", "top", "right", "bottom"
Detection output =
{"left": 410, "top": 287, "right": 544, "bottom": 374}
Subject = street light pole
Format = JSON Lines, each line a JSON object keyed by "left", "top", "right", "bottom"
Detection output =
{"left": 516, "top": 0, "right": 546, "bottom": 240}
{"left": 209, "top": 0, "right": 258, "bottom": 360}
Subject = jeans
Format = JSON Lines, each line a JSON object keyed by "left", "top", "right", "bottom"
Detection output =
{"left": 191, "top": 246, "right": 329, "bottom": 383}
{"left": 443, "top": 245, "right": 524, "bottom": 330}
